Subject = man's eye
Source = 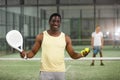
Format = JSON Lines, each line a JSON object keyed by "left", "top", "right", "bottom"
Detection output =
{"left": 52, "top": 20, "right": 56, "bottom": 22}
{"left": 51, "top": 20, "right": 57, "bottom": 23}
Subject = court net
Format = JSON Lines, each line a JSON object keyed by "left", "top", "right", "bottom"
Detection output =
{"left": 0, "top": 57, "right": 120, "bottom": 61}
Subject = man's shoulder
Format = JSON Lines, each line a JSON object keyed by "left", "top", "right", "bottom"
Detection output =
{"left": 64, "top": 33, "right": 69, "bottom": 38}
{"left": 35, "top": 32, "right": 43, "bottom": 41}
{"left": 38, "top": 32, "right": 44, "bottom": 36}
{"left": 98, "top": 32, "right": 103, "bottom": 35}
{"left": 39, "top": 30, "right": 47, "bottom": 36}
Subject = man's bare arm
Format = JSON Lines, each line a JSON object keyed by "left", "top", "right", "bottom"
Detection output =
{"left": 65, "top": 35, "right": 89, "bottom": 59}
{"left": 20, "top": 33, "right": 43, "bottom": 58}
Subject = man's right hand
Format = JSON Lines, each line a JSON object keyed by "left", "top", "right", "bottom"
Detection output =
{"left": 20, "top": 51, "right": 27, "bottom": 59}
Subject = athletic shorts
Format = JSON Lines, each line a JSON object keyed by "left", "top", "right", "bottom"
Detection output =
{"left": 39, "top": 71, "right": 65, "bottom": 80}
{"left": 93, "top": 46, "right": 101, "bottom": 55}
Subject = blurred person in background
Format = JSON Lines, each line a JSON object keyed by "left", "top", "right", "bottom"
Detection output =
{"left": 90, "top": 25, "right": 104, "bottom": 66}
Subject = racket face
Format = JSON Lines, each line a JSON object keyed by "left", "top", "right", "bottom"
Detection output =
{"left": 6, "top": 30, "right": 23, "bottom": 52}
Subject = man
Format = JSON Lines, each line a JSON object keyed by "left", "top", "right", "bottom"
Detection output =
{"left": 20, "top": 13, "right": 90, "bottom": 80}
{"left": 90, "top": 26, "right": 104, "bottom": 66}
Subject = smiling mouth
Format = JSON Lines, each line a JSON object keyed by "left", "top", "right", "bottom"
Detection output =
{"left": 51, "top": 26, "right": 59, "bottom": 31}
{"left": 53, "top": 26, "right": 59, "bottom": 28}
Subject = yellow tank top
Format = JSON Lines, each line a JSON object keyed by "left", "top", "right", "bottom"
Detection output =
{"left": 40, "top": 31, "right": 66, "bottom": 72}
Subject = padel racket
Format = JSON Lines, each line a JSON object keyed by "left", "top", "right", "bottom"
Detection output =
{"left": 6, "top": 30, "right": 27, "bottom": 59}
{"left": 6, "top": 30, "right": 23, "bottom": 52}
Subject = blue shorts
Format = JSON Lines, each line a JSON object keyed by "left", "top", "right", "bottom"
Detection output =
{"left": 93, "top": 46, "right": 101, "bottom": 55}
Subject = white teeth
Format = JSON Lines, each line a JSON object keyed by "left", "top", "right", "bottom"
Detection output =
{"left": 54, "top": 26, "right": 58, "bottom": 28}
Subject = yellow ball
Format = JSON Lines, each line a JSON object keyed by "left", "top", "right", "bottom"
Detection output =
{"left": 84, "top": 48, "right": 90, "bottom": 53}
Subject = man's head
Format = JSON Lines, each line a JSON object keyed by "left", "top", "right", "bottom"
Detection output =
{"left": 49, "top": 13, "right": 61, "bottom": 31}
{"left": 95, "top": 25, "right": 101, "bottom": 33}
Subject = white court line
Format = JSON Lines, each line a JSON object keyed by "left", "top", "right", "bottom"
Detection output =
{"left": 64, "top": 57, "right": 120, "bottom": 61}
{"left": 0, "top": 58, "right": 40, "bottom": 60}
{"left": 0, "top": 65, "right": 39, "bottom": 67}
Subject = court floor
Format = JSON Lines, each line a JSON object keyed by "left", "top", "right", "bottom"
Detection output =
{"left": 0, "top": 46, "right": 120, "bottom": 80}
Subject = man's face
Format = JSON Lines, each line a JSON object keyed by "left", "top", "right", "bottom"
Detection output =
{"left": 49, "top": 16, "right": 61, "bottom": 31}
{"left": 96, "top": 27, "right": 101, "bottom": 33}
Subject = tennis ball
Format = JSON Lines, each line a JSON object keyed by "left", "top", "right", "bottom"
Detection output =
{"left": 84, "top": 48, "right": 90, "bottom": 53}
{"left": 80, "top": 50, "right": 85, "bottom": 54}
{"left": 80, "top": 50, "right": 85, "bottom": 57}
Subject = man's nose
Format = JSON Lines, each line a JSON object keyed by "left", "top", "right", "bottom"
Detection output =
{"left": 54, "top": 21, "right": 58, "bottom": 25}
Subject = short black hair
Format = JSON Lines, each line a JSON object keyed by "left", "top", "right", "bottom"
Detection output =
{"left": 49, "top": 13, "right": 61, "bottom": 22}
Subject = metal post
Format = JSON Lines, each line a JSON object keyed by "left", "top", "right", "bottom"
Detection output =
{"left": 5, "top": 0, "right": 7, "bottom": 33}
{"left": 37, "top": 0, "right": 39, "bottom": 34}
{"left": 56, "top": 0, "right": 60, "bottom": 13}
{"left": 93, "top": 0, "right": 96, "bottom": 29}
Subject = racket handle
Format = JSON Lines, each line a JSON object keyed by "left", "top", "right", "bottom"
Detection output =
{"left": 24, "top": 53, "right": 27, "bottom": 59}
{"left": 20, "top": 51, "right": 27, "bottom": 59}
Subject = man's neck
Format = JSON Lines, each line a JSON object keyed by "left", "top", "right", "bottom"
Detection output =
{"left": 47, "top": 30, "right": 61, "bottom": 37}
{"left": 96, "top": 31, "right": 100, "bottom": 34}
